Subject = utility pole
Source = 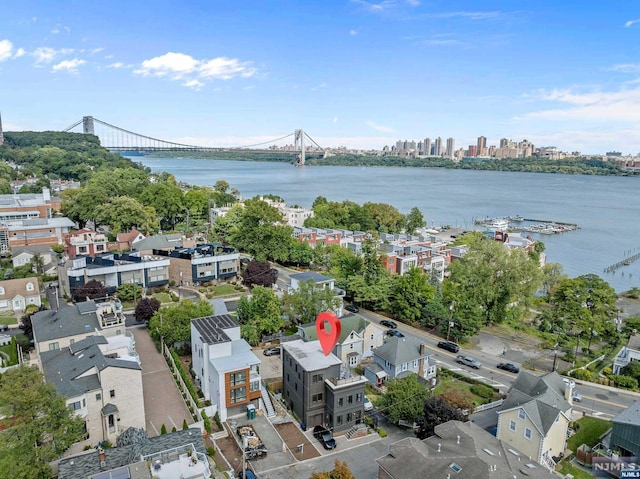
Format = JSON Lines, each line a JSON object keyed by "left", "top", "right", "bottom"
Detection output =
{"left": 447, "top": 301, "right": 455, "bottom": 341}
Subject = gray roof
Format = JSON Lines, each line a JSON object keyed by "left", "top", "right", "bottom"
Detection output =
{"left": 290, "top": 271, "right": 333, "bottom": 284}
{"left": 612, "top": 398, "right": 640, "bottom": 426}
{"left": 102, "top": 403, "right": 119, "bottom": 415}
{"left": 5, "top": 217, "right": 75, "bottom": 230}
{"left": 69, "top": 335, "right": 108, "bottom": 354}
{"left": 298, "top": 314, "right": 366, "bottom": 343}
{"left": 374, "top": 336, "right": 426, "bottom": 366}
{"left": 41, "top": 343, "right": 140, "bottom": 398}
{"left": 499, "top": 370, "right": 571, "bottom": 435}
{"left": 192, "top": 314, "right": 238, "bottom": 344}
{"left": 10, "top": 244, "right": 54, "bottom": 256}
{"left": 283, "top": 339, "right": 342, "bottom": 372}
{"left": 209, "top": 298, "right": 229, "bottom": 315}
{"left": 58, "top": 428, "right": 206, "bottom": 479}
{"left": 627, "top": 333, "right": 640, "bottom": 351}
{"left": 132, "top": 234, "right": 183, "bottom": 251}
{"left": 376, "top": 421, "right": 554, "bottom": 479}
{"left": 32, "top": 301, "right": 101, "bottom": 343}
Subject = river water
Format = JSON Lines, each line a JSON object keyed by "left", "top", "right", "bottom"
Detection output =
{"left": 134, "top": 157, "right": 640, "bottom": 293}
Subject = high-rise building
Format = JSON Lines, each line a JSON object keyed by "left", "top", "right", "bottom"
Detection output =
{"left": 434, "top": 137, "right": 442, "bottom": 157}
{"left": 500, "top": 138, "right": 509, "bottom": 148}
{"left": 423, "top": 138, "right": 432, "bottom": 156}
{"left": 445, "top": 137, "right": 455, "bottom": 159}
{"left": 477, "top": 136, "right": 487, "bottom": 155}
{"left": 468, "top": 145, "right": 477, "bottom": 157}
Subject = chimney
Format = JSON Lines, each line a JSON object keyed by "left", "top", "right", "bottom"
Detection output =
{"left": 418, "top": 343, "right": 426, "bottom": 378}
{"left": 98, "top": 447, "right": 106, "bottom": 469}
{"left": 564, "top": 379, "right": 574, "bottom": 405}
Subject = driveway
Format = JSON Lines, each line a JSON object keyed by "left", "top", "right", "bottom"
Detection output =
{"left": 130, "top": 326, "right": 193, "bottom": 436}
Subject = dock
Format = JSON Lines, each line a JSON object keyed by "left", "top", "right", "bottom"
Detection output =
{"left": 474, "top": 216, "right": 579, "bottom": 235}
{"left": 604, "top": 250, "right": 640, "bottom": 274}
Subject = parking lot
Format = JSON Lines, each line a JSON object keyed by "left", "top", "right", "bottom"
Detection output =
{"left": 255, "top": 346, "right": 283, "bottom": 381}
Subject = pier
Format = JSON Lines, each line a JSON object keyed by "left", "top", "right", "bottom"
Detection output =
{"left": 604, "top": 250, "right": 640, "bottom": 274}
{"left": 474, "top": 216, "right": 579, "bottom": 234}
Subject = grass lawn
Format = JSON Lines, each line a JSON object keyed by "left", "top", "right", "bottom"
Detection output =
{"left": 557, "top": 458, "right": 595, "bottom": 479}
{"left": 432, "top": 378, "right": 497, "bottom": 407}
{"left": 0, "top": 316, "right": 18, "bottom": 325}
{"left": 0, "top": 341, "right": 19, "bottom": 366}
{"left": 153, "top": 292, "right": 174, "bottom": 304}
{"left": 202, "top": 284, "right": 242, "bottom": 297}
{"left": 567, "top": 416, "right": 611, "bottom": 451}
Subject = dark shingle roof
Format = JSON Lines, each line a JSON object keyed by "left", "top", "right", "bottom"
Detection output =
{"left": 290, "top": 271, "right": 333, "bottom": 283}
{"left": 58, "top": 428, "right": 206, "bottom": 479}
{"left": 32, "top": 301, "right": 101, "bottom": 343}
{"left": 374, "top": 336, "right": 426, "bottom": 366}
{"left": 41, "top": 344, "right": 140, "bottom": 398}
{"left": 192, "top": 314, "right": 238, "bottom": 344}
{"left": 612, "top": 398, "right": 640, "bottom": 426}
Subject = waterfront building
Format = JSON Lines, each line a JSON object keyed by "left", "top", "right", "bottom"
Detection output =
{"left": 434, "top": 137, "right": 442, "bottom": 157}
{"left": 477, "top": 135, "right": 487, "bottom": 155}
{"left": 445, "top": 137, "right": 455, "bottom": 159}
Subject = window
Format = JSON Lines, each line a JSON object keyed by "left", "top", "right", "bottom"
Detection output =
{"left": 96, "top": 393, "right": 101, "bottom": 401}
{"left": 338, "top": 398, "right": 343, "bottom": 407}
{"left": 312, "top": 393, "right": 323, "bottom": 403}
{"left": 350, "top": 343, "right": 354, "bottom": 350}
{"left": 68, "top": 401, "right": 82, "bottom": 411}
{"left": 312, "top": 374, "right": 323, "bottom": 383}
{"left": 230, "top": 387, "right": 246, "bottom": 404}
{"left": 356, "top": 393, "right": 362, "bottom": 402}
{"left": 518, "top": 409, "right": 526, "bottom": 420}
{"left": 370, "top": 334, "right": 374, "bottom": 340}
{"left": 347, "top": 413, "right": 352, "bottom": 422}
{"left": 509, "top": 420, "right": 516, "bottom": 432}
{"left": 69, "top": 339, "right": 75, "bottom": 345}
{"left": 524, "top": 428, "right": 532, "bottom": 440}
{"left": 347, "top": 395, "right": 353, "bottom": 405}
{"left": 26, "top": 282, "right": 34, "bottom": 291}
{"left": 110, "top": 389, "right": 115, "bottom": 398}
{"left": 337, "top": 415, "right": 343, "bottom": 426}
{"left": 48, "top": 342, "right": 59, "bottom": 351}
{"left": 250, "top": 381, "right": 260, "bottom": 392}
{"left": 79, "top": 246, "right": 87, "bottom": 253}
{"left": 230, "top": 371, "right": 246, "bottom": 386}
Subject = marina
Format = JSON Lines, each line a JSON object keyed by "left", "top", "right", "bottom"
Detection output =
{"left": 473, "top": 216, "right": 580, "bottom": 235}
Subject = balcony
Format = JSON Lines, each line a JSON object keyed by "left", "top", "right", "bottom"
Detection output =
{"left": 143, "top": 443, "right": 211, "bottom": 479}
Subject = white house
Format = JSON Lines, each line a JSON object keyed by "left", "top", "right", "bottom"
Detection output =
{"left": 613, "top": 332, "right": 640, "bottom": 375}
{"left": 0, "top": 277, "right": 42, "bottom": 314}
{"left": 191, "top": 314, "right": 264, "bottom": 421}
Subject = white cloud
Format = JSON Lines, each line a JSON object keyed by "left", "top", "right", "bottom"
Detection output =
{"left": 351, "top": 0, "right": 399, "bottom": 13}
{"left": 366, "top": 120, "right": 396, "bottom": 133}
{"left": 52, "top": 58, "right": 86, "bottom": 73}
{"left": 429, "top": 11, "right": 503, "bottom": 20}
{"left": 134, "top": 51, "right": 257, "bottom": 88}
{"left": 32, "top": 47, "right": 74, "bottom": 64}
{"left": 0, "top": 39, "right": 13, "bottom": 61}
{"left": 311, "top": 82, "right": 328, "bottom": 91}
{"left": 14, "top": 48, "right": 25, "bottom": 58}
{"left": 609, "top": 63, "right": 640, "bottom": 73}
{"left": 333, "top": 117, "right": 338, "bottom": 123}
{"left": 107, "top": 62, "right": 125, "bottom": 69}
{"left": 51, "top": 28, "right": 60, "bottom": 34}
{"left": 625, "top": 18, "right": 640, "bottom": 27}
{"left": 422, "top": 38, "right": 465, "bottom": 46}
{"left": 350, "top": 29, "right": 359, "bottom": 36}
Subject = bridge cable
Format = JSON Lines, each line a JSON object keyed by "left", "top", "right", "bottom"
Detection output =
{"left": 62, "top": 119, "right": 83, "bottom": 132}
{"left": 234, "top": 133, "right": 294, "bottom": 150}
{"left": 304, "top": 132, "right": 324, "bottom": 150}
{"left": 92, "top": 117, "right": 208, "bottom": 149}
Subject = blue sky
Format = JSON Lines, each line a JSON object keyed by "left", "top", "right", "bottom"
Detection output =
{"left": 1, "top": 1, "right": 640, "bottom": 153}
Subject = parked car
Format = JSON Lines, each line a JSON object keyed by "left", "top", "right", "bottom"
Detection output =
{"left": 313, "top": 425, "right": 337, "bottom": 450}
{"left": 380, "top": 320, "right": 397, "bottom": 329}
{"left": 263, "top": 347, "right": 281, "bottom": 356}
{"left": 572, "top": 392, "right": 582, "bottom": 402}
{"left": 562, "top": 377, "right": 576, "bottom": 388}
{"left": 496, "top": 363, "right": 520, "bottom": 373}
{"left": 363, "top": 396, "right": 374, "bottom": 412}
{"left": 0, "top": 324, "right": 7, "bottom": 332}
{"left": 455, "top": 355, "right": 482, "bottom": 369}
{"left": 437, "top": 341, "right": 460, "bottom": 353}
{"left": 345, "top": 304, "right": 359, "bottom": 313}
{"left": 386, "top": 329, "right": 404, "bottom": 338}
{"left": 238, "top": 469, "right": 257, "bottom": 479}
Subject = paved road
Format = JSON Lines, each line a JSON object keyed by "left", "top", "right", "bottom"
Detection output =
{"left": 130, "top": 326, "right": 193, "bottom": 436}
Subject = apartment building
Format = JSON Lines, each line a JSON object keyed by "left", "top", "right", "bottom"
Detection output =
{"left": 64, "top": 228, "right": 109, "bottom": 259}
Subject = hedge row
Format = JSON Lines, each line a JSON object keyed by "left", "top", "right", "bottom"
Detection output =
{"left": 169, "top": 349, "right": 201, "bottom": 407}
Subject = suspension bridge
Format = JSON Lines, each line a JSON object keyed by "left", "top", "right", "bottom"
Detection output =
{"left": 63, "top": 116, "right": 324, "bottom": 165}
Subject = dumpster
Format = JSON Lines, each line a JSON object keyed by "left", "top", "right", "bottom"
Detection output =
{"left": 247, "top": 404, "right": 256, "bottom": 419}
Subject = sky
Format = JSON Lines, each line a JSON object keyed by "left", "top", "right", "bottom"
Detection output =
{"left": 1, "top": 1, "right": 640, "bottom": 154}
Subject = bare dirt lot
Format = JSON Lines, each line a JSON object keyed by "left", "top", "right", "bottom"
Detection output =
{"left": 216, "top": 433, "right": 244, "bottom": 474}
{"left": 273, "top": 422, "right": 320, "bottom": 461}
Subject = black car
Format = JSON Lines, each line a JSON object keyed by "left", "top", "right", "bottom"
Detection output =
{"left": 386, "top": 329, "right": 404, "bottom": 338}
{"left": 380, "top": 320, "right": 398, "bottom": 329}
{"left": 313, "top": 425, "right": 337, "bottom": 450}
{"left": 497, "top": 363, "right": 520, "bottom": 373}
{"left": 437, "top": 341, "right": 460, "bottom": 353}
{"left": 263, "top": 347, "right": 281, "bottom": 356}
{"left": 345, "top": 304, "right": 359, "bottom": 313}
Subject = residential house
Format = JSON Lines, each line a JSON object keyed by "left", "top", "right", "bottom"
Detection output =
{"left": 64, "top": 228, "right": 109, "bottom": 259}
{"left": 364, "top": 336, "right": 436, "bottom": 388}
{"left": 289, "top": 271, "right": 345, "bottom": 316}
{"left": 0, "top": 277, "right": 41, "bottom": 314}
{"left": 114, "top": 228, "right": 146, "bottom": 251}
{"left": 606, "top": 398, "right": 640, "bottom": 457}
{"left": 191, "top": 314, "right": 263, "bottom": 421}
{"left": 376, "top": 420, "right": 554, "bottom": 479}
{"left": 152, "top": 243, "right": 240, "bottom": 287}
{"left": 496, "top": 371, "right": 573, "bottom": 470}
{"left": 11, "top": 244, "right": 58, "bottom": 275}
{"left": 296, "top": 314, "right": 385, "bottom": 366}
{"left": 282, "top": 339, "right": 366, "bottom": 433}
{"left": 31, "top": 299, "right": 127, "bottom": 360}
{"left": 40, "top": 336, "right": 144, "bottom": 448}
{"left": 59, "top": 252, "right": 170, "bottom": 297}
{"left": 613, "top": 331, "right": 640, "bottom": 375}
{"left": 132, "top": 233, "right": 192, "bottom": 253}
{"left": 57, "top": 428, "right": 209, "bottom": 479}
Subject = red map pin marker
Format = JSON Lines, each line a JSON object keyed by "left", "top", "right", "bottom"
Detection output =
{"left": 316, "top": 311, "right": 341, "bottom": 356}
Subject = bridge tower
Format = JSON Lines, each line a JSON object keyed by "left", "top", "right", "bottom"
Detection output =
{"left": 82, "top": 116, "right": 95, "bottom": 135}
{"left": 294, "top": 129, "right": 305, "bottom": 165}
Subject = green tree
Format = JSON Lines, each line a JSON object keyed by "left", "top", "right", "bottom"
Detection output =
{"left": 30, "top": 252, "right": 45, "bottom": 275}
{"left": 404, "top": 206, "right": 426, "bottom": 235}
{"left": 116, "top": 283, "right": 143, "bottom": 302}
{"left": 0, "top": 366, "right": 85, "bottom": 478}
{"left": 95, "top": 195, "right": 158, "bottom": 233}
{"left": 211, "top": 203, "right": 243, "bottom": 245}
{"left": 309, "top": 460, "right": 356, "bottom": 479}
{"left": 236, "top": 286, "right": 284, "bottom": 345}
{"left": 231, "top": 198, "right": 292, "bottom": 262}
{"left": 281, "top": 279, "right": 342, "bottom": 325}
{"left": 376, "top": 374, "right": 430, "bottom": 424}
{"left": 286, "top": 239, "right": 314, "bottom": 267}
{"left": 139, "top": 175, "right": 185, "bottom": 230}
{"left": 389, "top": 267, "right": 436, "bottom": 324}
{"left": 415, "top": 396, "right": 466, "bottom": 440}
{"left": 149, "top": 300, "right": 214, "bottom": 345}
{"left": 541, "top": 262, "right": 567, "bottom": 298}
{"left": 446, "top": 239, "right": 542, "bottom": 330}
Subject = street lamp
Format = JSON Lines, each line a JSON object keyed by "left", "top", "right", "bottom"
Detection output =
{"left": 447, "top": 301, "right": 455, "bottom": 341}
{"left": 586, "top": 296, "right": 596, "bottom": 351}
{"left": 179, "top": 271, "right": 183, "bottom": 301}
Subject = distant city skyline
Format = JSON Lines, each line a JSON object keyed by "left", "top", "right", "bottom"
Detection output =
{"left": 1, "top": 1, "right": 640, "bottom": 154}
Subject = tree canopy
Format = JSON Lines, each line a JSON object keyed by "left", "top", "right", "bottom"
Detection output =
{"left": 415, "top": 396, "right": 467, "bottom": 440}
{"left": 148, "top": 300, "right": 214, "bottom": 346}
{"left": 236, "top": 286, "right": 284, "bottom": 345}
{"left": 376, "top": 374, "right": 430, "bottom": 424}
